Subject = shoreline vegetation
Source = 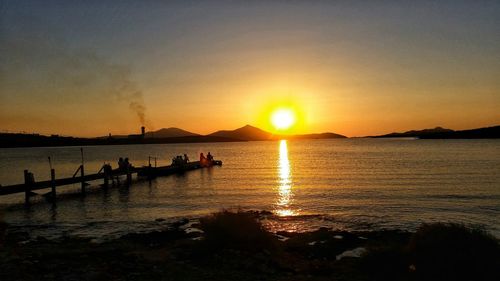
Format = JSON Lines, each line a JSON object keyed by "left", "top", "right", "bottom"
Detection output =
{"left": 1, "top": 210, "right": 498, "bottom": 281}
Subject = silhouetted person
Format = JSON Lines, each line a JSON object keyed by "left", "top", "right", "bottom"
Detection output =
{"left": 200, "top": 153, "right": 207, "bottom": 166}
{"left": 207, "top": 152, "right": 213, "bottom": 162}
{"left": 118, "top": 157, "right": 125, "bottom": 170}
{"left": 104, "top": 163, "right": 112, "bottom": 174}
{"left": 124, "top": 158, "right": 132, "bottom": 169}
{"left": 183, "top": 154, "right": 189, "bottom": 163}
{"left": 171, "top": 155, "right": 185, "bottom": 166}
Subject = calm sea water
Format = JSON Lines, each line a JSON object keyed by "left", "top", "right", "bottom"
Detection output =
{"left": 1, "top": 139, "right": 499, "bottom": 239}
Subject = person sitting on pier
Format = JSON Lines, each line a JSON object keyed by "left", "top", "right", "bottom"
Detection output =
{"left": 124, "top": 158, "right": 133, "bottom": 169}
{"left": 183, "top": 154, "right": 189, "bottom": 163}
{"left": 200, "top": 152, "right": 207, "bottom": 166}
{"left": 118, "top": 157, "right": 125, "bottom": 170}
{"left": 103, "top": 163, "right": 113, "bottom": 174}
{"left": 207, "top": 152, "right": 214, "bottom": 162}
{"left": 172, "top": 155, "right": 184, "bottom": 166}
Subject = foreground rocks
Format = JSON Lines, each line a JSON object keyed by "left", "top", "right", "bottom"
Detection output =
{"left": 1, "top": 211, "right": 499, "bottom": 281}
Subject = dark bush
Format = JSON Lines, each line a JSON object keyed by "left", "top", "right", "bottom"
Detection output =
{"left": 0, "top": 212, "right": 6, "bottom": 248}
{"left": 199, "top": 209, "right": 277, "bottom": 252}
{"left": 408, "top": 223, "right": 499, "bottom": 281}
{"left": 361, "top": 246, "right": 411, "bottom": 281}
{"left": 358, "top": 231, "right": 410, "bottom": 280}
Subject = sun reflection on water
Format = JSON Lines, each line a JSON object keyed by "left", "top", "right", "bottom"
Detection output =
{"left": 276, "top": 140, "right": 297, "bottom": 216}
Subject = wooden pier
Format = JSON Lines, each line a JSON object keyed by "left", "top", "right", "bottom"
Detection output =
{"left": 0, "top": 160, "right": 222, "bottom": 203}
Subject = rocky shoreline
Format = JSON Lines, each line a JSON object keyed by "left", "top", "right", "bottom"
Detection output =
{"left": 1, "top": 210, "right": 499, "bottom": 281}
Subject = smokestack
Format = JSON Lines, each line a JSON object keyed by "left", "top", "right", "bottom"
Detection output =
{"left": 141, "top": 126, "right": 145, "bottom": 137}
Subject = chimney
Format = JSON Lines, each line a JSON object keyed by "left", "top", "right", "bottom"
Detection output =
{"left": 141, "top": 126, "right": 145, "bottom": 137}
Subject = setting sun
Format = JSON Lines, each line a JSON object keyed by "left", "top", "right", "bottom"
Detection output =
{"left": 271, "top": 109, "right": 296, "bottom": 131}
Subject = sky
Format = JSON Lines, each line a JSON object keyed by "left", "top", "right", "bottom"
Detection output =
{"left": 1, "top": 0, "right": 499, "bottom": 137}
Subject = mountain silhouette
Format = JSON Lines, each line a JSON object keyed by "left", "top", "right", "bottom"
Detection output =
{"left": 281, "top": 132, "right": 347, "bottom": 139}
{"left": 145, "top": 127, "right": 199, "bottom": 138}
{"left": 369, "top": 125, "right": 500, "bottom": 139}
{"left": 208, "top": 125, "right": 273, "bottom": 141}
{"left": 370, "top": 127, "right": 454, "bottom": 138}
{"left": 3, "top": 124, "right": 498, "bottom": 147}
{"left": 208, "top": 125, "right": 347, "bottom": 140}
{"left": 419, "top": 125, "right": 500, "bottom": 139}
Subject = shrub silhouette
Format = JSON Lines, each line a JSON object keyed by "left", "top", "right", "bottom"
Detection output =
{"left": 0, "top": 212, "right": 6, "bottom": 248}
{"left": 408, "top": 223, "right": 499, "bottom": 281}
{"left": 199, "top": 210, "right": 276, "bottom": 252}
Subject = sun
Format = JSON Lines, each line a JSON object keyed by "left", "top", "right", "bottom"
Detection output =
{"left": 271, "top": 108, "right": 296, "bottom": 131}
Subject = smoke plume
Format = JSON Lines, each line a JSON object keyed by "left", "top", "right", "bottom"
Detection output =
{"left": 129, "top": 100, "right": 146, "bottom": 126}
{"left": 0, "top": 14, "right": 154, "bottom": 132}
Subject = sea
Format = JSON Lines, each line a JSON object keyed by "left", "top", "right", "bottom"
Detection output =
{"left": 1, "top": 139, "right": 499, "bottom": 240}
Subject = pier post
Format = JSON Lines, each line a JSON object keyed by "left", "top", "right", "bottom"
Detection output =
{"left": 126, "top": 167, "right": 132, "bottom": 184}
{"left": 80, "top": 164, "right": 86, "bottom": 194}
{"left": 80, "top": 147, "right": 86, "bottom": 194}
{"left": 24, "top": 170, "right": 32, "bottom": 204}
{"left": 50, "top": 168, "right": 56, "bottom": 199}
{"left": 147, "top": 160, "right": 153, "bottom": 181}
{"left": 103, "top": 165, "right": 109, "bottom": 187}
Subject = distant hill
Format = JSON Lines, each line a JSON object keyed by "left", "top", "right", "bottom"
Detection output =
{"left": 0, "top": 133, "right": 241, "bottom": 148}
{"left": 0, "top": 125, "right": 346, "bottom": 147}
{"left": 280, "top": 132, "right": 347, "bottom": 139}
{"left": 208, "top": 125, "right": 273, "bottom": 141}
{"left": 370, "top": 127, "right": 454, "bottom": 138}
{"left": 419, "top": 125, "right": 500, "bottom": 139}
{"left": 370, "top": 125, "right": 500, "bottom": 139}
{"left": 208, "top": 125, "right": 346, "bottom": 141}
{"left": 145, "top": 127, "right": 199, "bottom": 138}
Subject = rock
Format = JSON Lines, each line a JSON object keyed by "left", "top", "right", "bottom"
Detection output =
{"left": 336, "top": 247, "right": 367, "bottom": 260}
{"left": 184, "top": 227, "right": 204, "bottom": 234}
{"left": 171, "top": 218, "right": 189, "bottom": 228}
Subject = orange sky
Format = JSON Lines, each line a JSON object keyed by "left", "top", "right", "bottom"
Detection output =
{"left": 1, "top": 1, "right": 499, "bottom": 137}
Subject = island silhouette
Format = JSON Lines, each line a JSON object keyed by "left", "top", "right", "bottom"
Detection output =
{"left": 0, "top": 125, "right": 346, "bottom": 148}
{"left": 1, "top": 124, "right": 499, "bottom": 148}
{"left": 368, "top": 125, "right": 500, "bottom": 139}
